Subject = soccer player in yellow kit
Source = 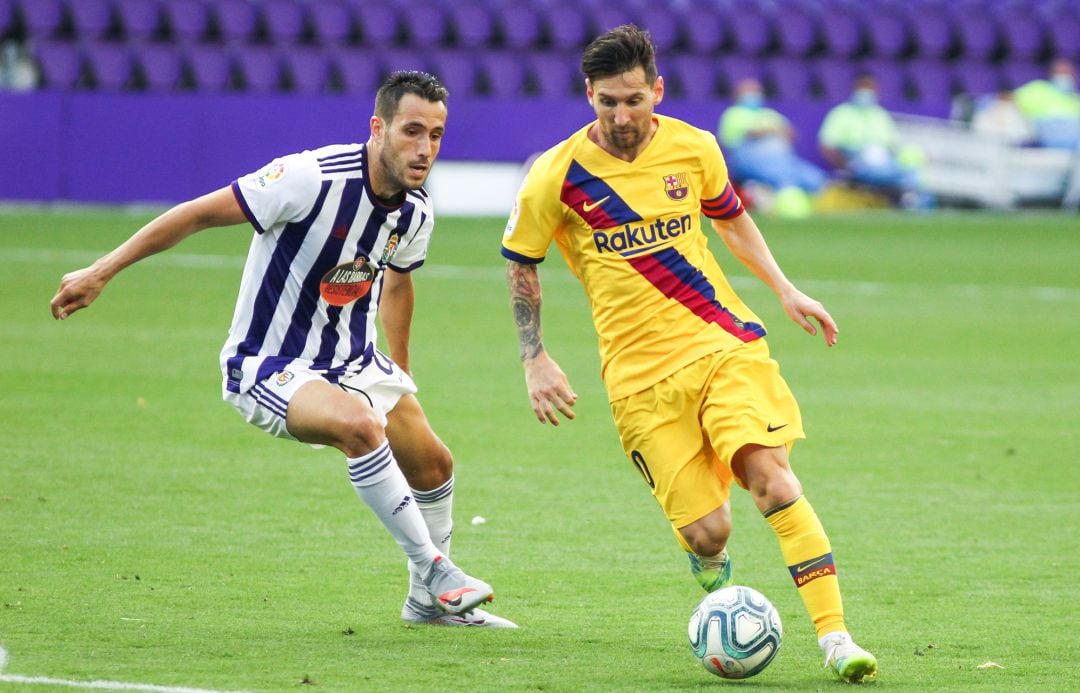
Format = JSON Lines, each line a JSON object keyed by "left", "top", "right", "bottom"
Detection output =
{"left": 502, "top": 25, "right": 878, "bottom": 683}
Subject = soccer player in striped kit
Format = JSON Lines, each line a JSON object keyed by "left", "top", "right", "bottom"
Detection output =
{"left": 502, "top": 26, "right": 877, "bottom": 679}
{"left": 50, "top": 71, "right": 515, "bottom": 628}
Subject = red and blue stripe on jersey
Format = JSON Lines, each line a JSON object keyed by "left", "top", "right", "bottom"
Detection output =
{"left": 701, "top": 181, "right": 745, "bottom": 219}
{"left": 628, "top": 247, "right": 765, "bottom": 342}
{"left": 561, "top": 160, "right": 762, "bottom": 342}
{"left": 560, "top": 160, "right": 643, "bottom": 228}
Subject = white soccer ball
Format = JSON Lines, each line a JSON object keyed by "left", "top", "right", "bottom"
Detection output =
{"left": 688, "top": 585, "right": 783, "bottom": 679}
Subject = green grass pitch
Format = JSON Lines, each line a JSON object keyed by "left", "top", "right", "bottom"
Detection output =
{"left": 2, "top": 208, "right": 1078, "bottom": 691}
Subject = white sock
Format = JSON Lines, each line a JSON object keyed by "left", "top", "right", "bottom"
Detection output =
{"left": 347, "top": 442, "right": 439, "bottom": 571}
{"left": 407, "top": 476, "right": 455, "bottom": 606}
{"left": 819, "top": 631, "right": 851, "bottom": 650}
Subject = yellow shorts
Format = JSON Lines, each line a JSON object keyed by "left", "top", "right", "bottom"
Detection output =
{"left": 609, "top": 340, "right": 804, "bottom": 529}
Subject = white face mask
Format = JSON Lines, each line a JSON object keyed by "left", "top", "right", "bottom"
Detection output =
{"left": 1051, "top": 74, "right": 1076, "bottom": 92}
{"left": 852, "top": 88, "right": 877, "bottom": 107}
{"left": 738, "top": 92, "right": 764, "bottom": 109}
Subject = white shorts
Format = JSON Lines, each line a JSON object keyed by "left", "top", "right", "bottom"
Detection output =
{"left": 222, "top": 355, "right": 418, "bottom": 441}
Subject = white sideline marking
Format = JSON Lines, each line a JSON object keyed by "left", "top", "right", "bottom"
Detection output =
{"left": 8, "top": 246, "right": 1080, "bottom": 302}
{"left": 0, "top": 645, "right": 246, "bottom": 693}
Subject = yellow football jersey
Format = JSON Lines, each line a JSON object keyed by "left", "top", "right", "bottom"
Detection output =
{"left": 502, "top": 114, "right": 767, "bottom": 402}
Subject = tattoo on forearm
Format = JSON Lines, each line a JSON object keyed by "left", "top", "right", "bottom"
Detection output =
{"left": 507, "top": 262, "right": 544, "bottom": 361}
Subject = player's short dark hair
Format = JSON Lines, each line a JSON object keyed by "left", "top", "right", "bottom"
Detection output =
{"left": 581, "top": 24, "right": 657, "bottom": 84}
{"left": 374, "top": 71, "right": 448, "bottom": 123}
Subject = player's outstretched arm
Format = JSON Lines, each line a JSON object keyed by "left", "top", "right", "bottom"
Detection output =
{"left": 50, "top": 187, "right": 246, "bottom": 320}
{"left": 710, "top": 214, "right": 838, "bottom": 346}
{"left": 506, "top": 260, "right": 578, "bottom": 425}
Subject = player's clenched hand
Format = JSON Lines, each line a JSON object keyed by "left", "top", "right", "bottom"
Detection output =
{"left": 50, "top": 266, "right": 108, "bottom": 320}
{"left": 780, "top": 288, "right": 838, "bottom": 347}
{"left": 522, "top": 352, "right": 578, "bottom": 425}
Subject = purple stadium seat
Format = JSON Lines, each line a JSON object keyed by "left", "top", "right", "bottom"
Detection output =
{"left": 376, "top": 47, "right": 430, "bottom": 77}
{"left": 682, "top": 8, "right": 726, "bottom": 54}
{"left": 1040, "top": 5, "right": 1079, "bottom": 60}
{"left": 261, "top": 0, "right": 307, "bottom": 45}
{"left": 183, "top": 43, "right": 234, "bottom": 92}
{"left": 17, "top": 0, "right": 66, "bottom": 40}
{"left": 905, "top": 58, "right": 954, "bottom": 104}
{"left": 307, "top": 0, "right": 353, "bottom": 46}
{"left": 214, "top": 0, "right": 260, "bottom": 45}
{"left": 860, "top": 58, "right": 909, "bottom": 106}
{"left": 993, "top": 7, "right": 1047, "bottom": 62}
{"left": 729, "top": 4, "right": 773, "bottom": 56}
{"left": 494, "top": 4, "right": 542, "bottom": 49}
{"left": 1001, "top": 61, "right": 1046, "bottom": 91}
{"left": 332, "top": 47, "right": 380, "bottom": 95}
{"left": 135, "top": 42, "right": 184, "bottom": 91}
{"left": 764, "top": 57, "right": 814, "bottom": 101}
{"left": 671, "top": 54, "right": 720, "bottom": 100}
{"left": 283, "top": 47, "right": 333, "bottom": 94}
{"left": 400, "top": 0, "right": 448, "bottom": 48}
{"left": 527, "top": 50, "right": 580, "bottom": 98}
{"left": 478, "top": 50, "right": 527, "bottom": 97}
{"left": 351, "top": 2, "right": 399, "bottom": 47}
{"left": 952, "top": 60, "right": 1001, "bottom": 96}
{"left": 863, "top": 9, "right": 911, "bottom": 59}
{"left": 952, "top": 11, "right": 999, "bottom": 61}
{"left": 115, "top": 0, "right": 163, "bottom": 42}
{"left": 636, "top": 5, "right": 681, "bottom": 53}
{"left": 717, "top": 55, "right": 762, "bottom": 94}
{"left": 33, "top": 40, "right": 84, "bottom": 89}
{"left": 542, "top": 3, "right": 591, "bottom": 51}
{"left": 446, "top": 1, "right": 495, "bottom": 49}
{"left": 819, "top": 4, "right": 865, "bottom": 58}
{"left": 0, "top": 0, "right": 13, "bottom": 36}
{"left": 160, "top": 0, "right": 209, "bottom": 43}
{"left": 813, "top": 57, "right": 858, "bottom": 103}
{"left": 232, "top": 45, "right": 283, "bottom": 92}
{"left": 84, "top": 42, "right": 134, "bottom": 91}
{"left": 908, "top": 6, "right": 954, "bottom": 60}
{"left": 68, "top": 0, "right": 115, "bottom": 40}
{"left": 428, "top": 50, "right": 479, "bottom": 97}
{"left": 591, "top": 2, "right": 636, "bottom": 36}
{"left": 774, "top": 5, "right": 819, "bottom": 58}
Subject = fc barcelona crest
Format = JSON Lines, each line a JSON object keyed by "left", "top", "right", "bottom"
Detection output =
{"left": 663, "top": 172, "right": 689, "bottom": 200}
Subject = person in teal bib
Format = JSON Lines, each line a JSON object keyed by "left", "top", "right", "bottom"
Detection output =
{"left": 719, "top": 78, "right": 827, "bottom": 214}
{"left": 818, "top": 73, "right": 928, "bottom": 208}
{"left": 1013, "top": 58, "right": 1080, "bottom": 150}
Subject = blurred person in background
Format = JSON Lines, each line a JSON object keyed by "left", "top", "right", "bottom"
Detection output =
{"left": 818, "top": 73, "right": 930, "bottom": 209}
{"left": 718, "top": 78, "right": 828, "bottom": 218}
{"left": 1013, "top": 58, "right": 1080, "bottom": 150}
{"left": 970, "top": 88, "right": 1035, "bottom": 146}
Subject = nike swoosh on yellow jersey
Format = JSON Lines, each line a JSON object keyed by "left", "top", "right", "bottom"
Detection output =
{"left": 583, "top": 195, "right": 611, "bottom": 212}
{"left": 795, "top": 555, "right": 830, "bottom": 573}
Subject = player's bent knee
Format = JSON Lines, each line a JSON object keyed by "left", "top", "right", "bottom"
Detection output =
{"left": 680, "top": 513, "right": 731, "bottom": 556}
{"left": 331, "top": 407, "right": 387, "bottom": 458}
{"left": 681, "top": 529, "right": 729, "bottom": 557}
{"left": 429, "top": 442, "right": 454, "bottom": 477}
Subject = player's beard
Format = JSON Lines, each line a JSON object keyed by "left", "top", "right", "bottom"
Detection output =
{"left": 378, "top": 135, "right": 430, "bottom": 194}
{"left": 606, "top": 123, "right": 647, "bottom": 152}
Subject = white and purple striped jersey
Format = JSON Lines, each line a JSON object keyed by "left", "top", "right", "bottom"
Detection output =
{"left": 220, "top": 142, "right": 434, "bottom": 396}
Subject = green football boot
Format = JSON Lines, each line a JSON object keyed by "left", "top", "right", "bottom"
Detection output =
{"left": 687, "top": 550, "right": 733, "bottom": 592}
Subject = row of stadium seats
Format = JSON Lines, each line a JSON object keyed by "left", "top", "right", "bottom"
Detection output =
{"left": 2, "top": 0, "right": 1078, "bottom": 61}
{"left": 30, "top": 39, "right": 1054, "bottom": 103}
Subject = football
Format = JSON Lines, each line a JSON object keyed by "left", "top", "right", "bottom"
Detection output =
{"left": 688, "top": 585, "right": 783, "bottom": 679}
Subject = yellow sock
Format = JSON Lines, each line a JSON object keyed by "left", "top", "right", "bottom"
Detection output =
{"left": 765, "top": 495, "right": 846, "bottom": 638}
